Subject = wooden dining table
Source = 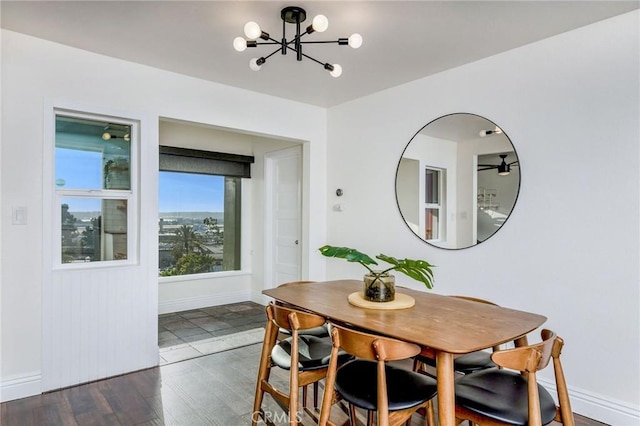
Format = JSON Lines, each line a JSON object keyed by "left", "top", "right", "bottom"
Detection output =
{"left": 262, "top": 280, "right": 547, "bottom": 426}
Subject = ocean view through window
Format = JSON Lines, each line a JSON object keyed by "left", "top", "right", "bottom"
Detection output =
{"left": 158, "top": 171, "right": 234, "bottom": 276}
{"left": 158, "top": 145, "right": 253, "bottom": 277}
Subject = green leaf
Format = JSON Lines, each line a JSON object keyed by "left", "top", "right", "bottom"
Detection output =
{"left": 377, "top": 254, "right": 435, "bottom": 289}
{"left": 318, "top": 245, "right": 378, "bottom": 266}
{"left": 318, "top": 246, "right": 435, "bottom": 290}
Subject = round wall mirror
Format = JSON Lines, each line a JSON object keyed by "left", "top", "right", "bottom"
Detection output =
{"left": 395, "top": 113, "right": 521, "bottom": 249}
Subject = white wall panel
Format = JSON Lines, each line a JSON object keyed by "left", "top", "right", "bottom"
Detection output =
{"left": 43, "top": 267, "right": 157, "bottom": 390}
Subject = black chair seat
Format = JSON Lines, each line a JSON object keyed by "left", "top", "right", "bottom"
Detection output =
{"left": 335, "top": 359, "right": 438, "bottom": 411}
{"left": 279, "top": 324, "right": 329, "bottom": 338}
{"left": 271, "top": 335, "right": 352, "bottom": 371}
{"left": 455, "top": 369, "right": 557, "bottom": 425}
{"left": 416, "top": 350, "right": 496, "bottom": 374}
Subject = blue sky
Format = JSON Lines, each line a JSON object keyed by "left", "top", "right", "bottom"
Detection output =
{"left": 56, "top": 148, "right": 224, "bottom": 212}
{"left": 159, "top": 172, "right": 224, "bottom": 212}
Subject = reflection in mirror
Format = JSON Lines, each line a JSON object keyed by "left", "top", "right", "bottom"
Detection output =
{"left": 395, "top": 113, "right": 520, "bottom": 249}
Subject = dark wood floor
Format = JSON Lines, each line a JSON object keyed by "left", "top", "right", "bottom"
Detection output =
{"left": 0, "top": 341, "right": 608, "bottom": 426}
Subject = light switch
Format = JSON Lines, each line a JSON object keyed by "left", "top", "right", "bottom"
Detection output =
{"left": 12, "top": 206, "right": 27, "bottom": 225}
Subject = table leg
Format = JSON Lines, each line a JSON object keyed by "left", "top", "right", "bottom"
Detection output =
{"left": 436, "top": 351, "right": 455, "bottom": 426}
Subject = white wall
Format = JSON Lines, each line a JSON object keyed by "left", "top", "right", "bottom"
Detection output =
{"left": 326, "top": 11, "right": 639, "bottom": 425}
{"left": 0, "top": 30, "right": 327, "bottom": 400}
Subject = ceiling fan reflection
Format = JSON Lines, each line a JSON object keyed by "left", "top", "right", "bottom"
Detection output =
{"left": 478, "top": 154, "right": 519, "bottom": 176}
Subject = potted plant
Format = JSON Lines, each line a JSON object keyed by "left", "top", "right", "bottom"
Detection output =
{"left": 318, "top": 245, "right": 434, "bottom": 302}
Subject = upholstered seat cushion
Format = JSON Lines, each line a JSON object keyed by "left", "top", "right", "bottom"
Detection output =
{"left": 455, "top": 369, "right": 557, "bottom": 425}
{"left": 271, "top": 335, "right": 351, "bottom": 371}
{"left": 335, "top": 359, "right": 438, "bottom": 411}
{"left": 416, "top": 350, "right": 496, "bottom": 374}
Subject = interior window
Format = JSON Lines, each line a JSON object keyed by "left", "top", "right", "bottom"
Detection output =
{"left": 55, "top": 115, "right": 134, "bottom": 264}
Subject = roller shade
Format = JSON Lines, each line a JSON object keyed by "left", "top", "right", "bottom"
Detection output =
{"left": 159, "top": 146, "right": 254, "bottom": 178}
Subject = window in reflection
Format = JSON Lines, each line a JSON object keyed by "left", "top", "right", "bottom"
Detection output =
{"left": 424, "top": 167, "right": 444, "bottom": 241}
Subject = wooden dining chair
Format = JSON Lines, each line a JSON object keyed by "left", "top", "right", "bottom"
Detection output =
{"left": 252, "top": 302, "right": 352, "bottom": 426}
{"left": 276, "top": 281, "right": 330, "bottom": 340}
{"left": 454, "top": 328, "right": 574, "bottom": 426}
{"left": 413, "top": 296, "right": 500, "bottom": 376}
{"left": 319, "top": 322, "right": 438, "bottom": 426}
{"left": 275, "top": 281, "right": 331, "bottom": 409}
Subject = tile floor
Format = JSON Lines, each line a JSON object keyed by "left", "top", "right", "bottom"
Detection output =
{"left": 158, "top": 301, "right": 267, "bottom": 365}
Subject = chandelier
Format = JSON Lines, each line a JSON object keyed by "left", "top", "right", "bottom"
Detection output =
{"left": 233, "top": 6, "right": 362, "bottom": 77}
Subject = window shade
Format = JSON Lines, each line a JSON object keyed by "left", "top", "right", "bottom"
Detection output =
{"left": 159, "top": 146, "right": 254, "bottom": 178}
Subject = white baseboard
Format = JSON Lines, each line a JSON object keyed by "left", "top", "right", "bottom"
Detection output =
{"left": 158, "top": 290, "right": 251, "bottom": 314}
{"left": 539, "top": 377, "right": 640, "bottom": 425}
{"left": 0, "top": 372, "right": 41, "bottom": 403}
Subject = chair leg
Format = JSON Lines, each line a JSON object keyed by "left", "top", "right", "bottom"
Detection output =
{"left": 313, "top": 382, "right": 319, "bottom": 409}
{"left": 425, "top": 400, "right": 436, "bottom": 426}
{"left": 348, "top": 403, "right": 358, "bottom": 425}
{"left": 302, "top": 385, "right": 308, "bottom": 409}
{"left": 367, "top": 410, "right": 374, "bottom": 426}
{"left": 252, "top": 313, "right": 279, "bottom": 426}
{"left": 412, "top": 358, "right": 421, "bottom": 372}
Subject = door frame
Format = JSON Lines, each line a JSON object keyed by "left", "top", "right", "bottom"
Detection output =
{"left": 263, "top": 146, "right": 303, "bottom": 290}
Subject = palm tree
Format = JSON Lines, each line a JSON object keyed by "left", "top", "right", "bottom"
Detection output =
{"left": 170, "top": 225, "right": 207, "bottom": 260}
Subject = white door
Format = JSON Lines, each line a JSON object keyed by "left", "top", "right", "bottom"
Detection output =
{"left": 265, "top": 147, "right": 302, "bottom": 288}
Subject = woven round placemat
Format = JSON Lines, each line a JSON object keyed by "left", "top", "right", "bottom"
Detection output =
{"left": 347, "top": 291, "right": 415, "bottom": 310}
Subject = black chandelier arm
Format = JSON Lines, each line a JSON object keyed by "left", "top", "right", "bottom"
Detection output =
{"left": 253, "top": 41, "right": 282, "bottom": 46}
{"left": 262, "top": 47, "right": 282, "bottom": 61}
{"left": 283, "top": 44, "right": 333, "bottom": 70}
{"left": 296, "top": 49, "right": 330, "bottom": 68}
{"left": 298, "top": 39, "right": 348, "bottom": 45}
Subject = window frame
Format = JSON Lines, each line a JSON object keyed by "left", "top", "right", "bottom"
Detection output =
{"left": 53, "top": 109, "right": 139, "bottom": 269}
{"left": 423, "top": 166, "right": 445, "bottom": 243}
{"left": 157, "top": 146, "right": 254, "bottom": 278}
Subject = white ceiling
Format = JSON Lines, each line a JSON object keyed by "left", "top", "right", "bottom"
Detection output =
{"left": 1, "top": 1, "right": 638, "bottom": 108}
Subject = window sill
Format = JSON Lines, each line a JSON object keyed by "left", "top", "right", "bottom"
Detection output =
{"left": 158, "top": 270, "right": 251, "bottom": 284}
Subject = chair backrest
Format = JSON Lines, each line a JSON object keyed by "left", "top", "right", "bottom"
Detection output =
{"left": 490, "top": 329, "right": 555, "bottom": 372}
{"left": 326, "top": 323, "right": 424, "bottom": 425}
{"left": 269, "top": 302, "right": 326, "bottom": 333}
{"left": 490, "top": 329, "right": 573, "bottom": 425}
{"left": 330, "top": 322, "right": 422, "bottom": 362}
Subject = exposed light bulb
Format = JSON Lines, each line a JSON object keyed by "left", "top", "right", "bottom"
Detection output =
{"left": 312, "top": 15, "right": 329, "bottom": 32}
{"left": 244, "top": 21, "right": 261, "bottom": 40}
{"left": 348, "top": 33, "right": 363, "bottom": 49}
{"left": 494, "top": 127, "right": 503, "bottom": 134}
{"left": 480, "top": 129, "right": 498, "bottom": 137}
{"left": 329, "top": 64, "right": 342, "bottom": 78}
{"left": 102, "top": 132, "right": 112, "bottom": 140}
{"left": 233, "top": 36, "right": 247, "bottom": 52}
{"left": 249, "top": 57, "right": 263, "bottom": 71}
